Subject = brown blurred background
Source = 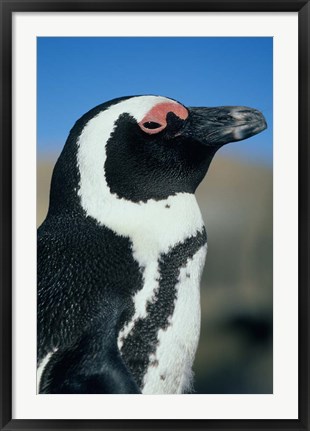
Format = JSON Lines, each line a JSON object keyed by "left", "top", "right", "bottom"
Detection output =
{"left": 37, "top": 153, "right": 273, "bottom": 394}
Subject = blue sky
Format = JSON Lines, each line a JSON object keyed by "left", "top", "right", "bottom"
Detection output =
{"left": 37, "top": 37, "right": 272, "bottom": 164}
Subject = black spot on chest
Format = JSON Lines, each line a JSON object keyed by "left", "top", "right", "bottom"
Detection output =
{"left": 120, "top": 228, "right": 207, "bottom": 388}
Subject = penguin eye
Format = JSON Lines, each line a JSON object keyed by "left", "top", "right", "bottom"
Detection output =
{"left": 139, "top": 120, "right": 166, "bottom": 135}
{"left": 143, "top": 121, "right": 162, "bottom": 129}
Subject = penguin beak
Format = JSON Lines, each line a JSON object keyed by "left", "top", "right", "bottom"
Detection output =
{"left": 185, "top": 106, "right": 267, "bottom": 147}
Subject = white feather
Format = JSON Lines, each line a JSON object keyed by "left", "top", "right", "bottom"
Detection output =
{"left": 37, "top": 351, "right": 53, "bottom": 393}
{"left": 142, "top": 245, "right": 207, "bottom": 394}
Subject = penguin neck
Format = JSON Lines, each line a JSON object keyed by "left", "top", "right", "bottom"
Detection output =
{"left": 87, "top": 191, "right": 205, "bottom": 264}
{"left": 89, "top": 171, "right": 210, "bottom": 257}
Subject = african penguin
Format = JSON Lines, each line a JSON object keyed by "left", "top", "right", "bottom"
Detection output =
{"left": 37, "top": 95, "right": 267, "bottom": 394}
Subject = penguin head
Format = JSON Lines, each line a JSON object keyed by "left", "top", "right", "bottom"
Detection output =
{"left": 48, "top": 95, "right": 267, "bottom": 216}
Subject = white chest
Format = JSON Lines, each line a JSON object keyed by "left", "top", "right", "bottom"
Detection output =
{"left": 78, "top": 173, "right": 207, "bottom": 394}
{"left": 115, "top": 194, "right": 205, "bottom": 339}
{"left": 101, "top": 193, "right": 208, "bottom": 394}
{"left": 117, "top": 228, "right": 207, "bottom": 394}
{"left": 141, "top": 244, "right": 207, "bottom": 394}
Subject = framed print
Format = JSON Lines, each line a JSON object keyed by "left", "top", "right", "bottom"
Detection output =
{"left": 1, "top": 1, "right": 309, "bottom": 430}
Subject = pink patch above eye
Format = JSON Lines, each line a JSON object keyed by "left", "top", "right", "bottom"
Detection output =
{"left": 139, "top": 102, "right": 189, "bottom": 134}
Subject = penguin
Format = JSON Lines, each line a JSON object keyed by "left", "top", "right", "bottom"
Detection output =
{"left": 37, "top": 95, "right": 267, "bottom": 394}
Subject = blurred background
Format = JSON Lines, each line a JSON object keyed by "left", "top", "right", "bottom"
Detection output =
{"left": 37, "top": 37, "right": 273, "bottom": 394}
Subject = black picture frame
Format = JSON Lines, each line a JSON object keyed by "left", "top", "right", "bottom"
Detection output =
{"left": 1, "top": 1, "right": 309, "bottom": 430}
